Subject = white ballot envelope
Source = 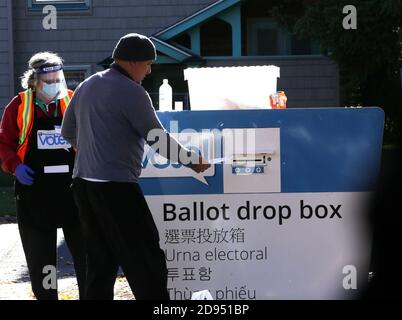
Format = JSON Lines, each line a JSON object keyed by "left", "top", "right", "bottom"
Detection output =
{"left": 191, "top": 290, "right": 214, "bottom": 300}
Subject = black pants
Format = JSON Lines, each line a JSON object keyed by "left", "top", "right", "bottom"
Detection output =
{"left": 72, "top": 178, "right": 169, "bottom": 300}
{"left": 17, "top": 220, "right": 87, "bottom": 300}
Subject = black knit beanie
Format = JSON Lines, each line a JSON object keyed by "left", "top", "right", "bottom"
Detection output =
{"left": 112, "top": 33, "right": 157, "bottom": 61}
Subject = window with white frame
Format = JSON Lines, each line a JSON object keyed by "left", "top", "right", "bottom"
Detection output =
{"left": 247, "top": 17, "right": 319, "bottom": 56}
{"left": 63, "top": 65, "right": 91, "bottom": 90}
{"left": 28, "top": 0, "right": 91, "bottom": 12}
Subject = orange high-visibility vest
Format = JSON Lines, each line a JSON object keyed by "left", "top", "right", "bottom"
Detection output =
{"left": 16, "top": 89, "right": 73, "bottom": 162}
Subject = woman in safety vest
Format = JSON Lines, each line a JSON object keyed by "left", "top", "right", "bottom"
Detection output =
{"left": 0, "top": 52, "right": 86, "bottom": 300}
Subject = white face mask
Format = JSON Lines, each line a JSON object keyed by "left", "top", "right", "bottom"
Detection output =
{"left": 42, "top": 82, "right": 61, "bottom": 99}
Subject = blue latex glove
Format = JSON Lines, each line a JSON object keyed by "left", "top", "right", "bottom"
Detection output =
{"left": 15, "top": 164, "right": 35, "bottom": 186}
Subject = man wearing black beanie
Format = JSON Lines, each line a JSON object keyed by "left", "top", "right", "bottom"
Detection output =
{"left": 61, "top": 33, "right": 210, "bottom": 300}
{"left": 111, "top": 33, "right": 158, "bottom": 84}
{"left": 112, "top": 33, "right": 157, "bottom": 62}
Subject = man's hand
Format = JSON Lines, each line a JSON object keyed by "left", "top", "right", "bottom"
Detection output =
{"left": 189, "top": 156, "right": 211, "bottom": 173}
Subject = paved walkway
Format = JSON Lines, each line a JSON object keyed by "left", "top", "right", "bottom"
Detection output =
{"left": 0, "top": 223, "right": 134, "bottom": 300}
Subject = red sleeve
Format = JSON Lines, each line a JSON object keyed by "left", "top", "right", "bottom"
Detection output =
{"left": 0, "top": 95, "right": 22, "bottom": 174}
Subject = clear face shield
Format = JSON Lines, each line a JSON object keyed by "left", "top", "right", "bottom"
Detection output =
{"left": 35, "top": 65, "right": 68, "bottom": 101}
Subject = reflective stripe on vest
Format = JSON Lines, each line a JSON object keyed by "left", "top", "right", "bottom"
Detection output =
{"left": 60, "top": 90, "right": 73, "bottom": 115}
{"left": 16, "top": 89, "right": 73, "bottom": 162}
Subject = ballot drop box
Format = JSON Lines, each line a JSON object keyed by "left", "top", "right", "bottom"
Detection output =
{"left": 139, "top": 107, "right": 384, "bottom": 300}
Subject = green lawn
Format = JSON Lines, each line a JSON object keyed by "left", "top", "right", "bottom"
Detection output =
{"left": 0, "top": 170, "right": 15, "bottom": 216}
{"left": 0, "top": 190, "right": 16, "bottom": 216}
{"left": 0, "top": 170, "right": 13, "bottom": 187}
